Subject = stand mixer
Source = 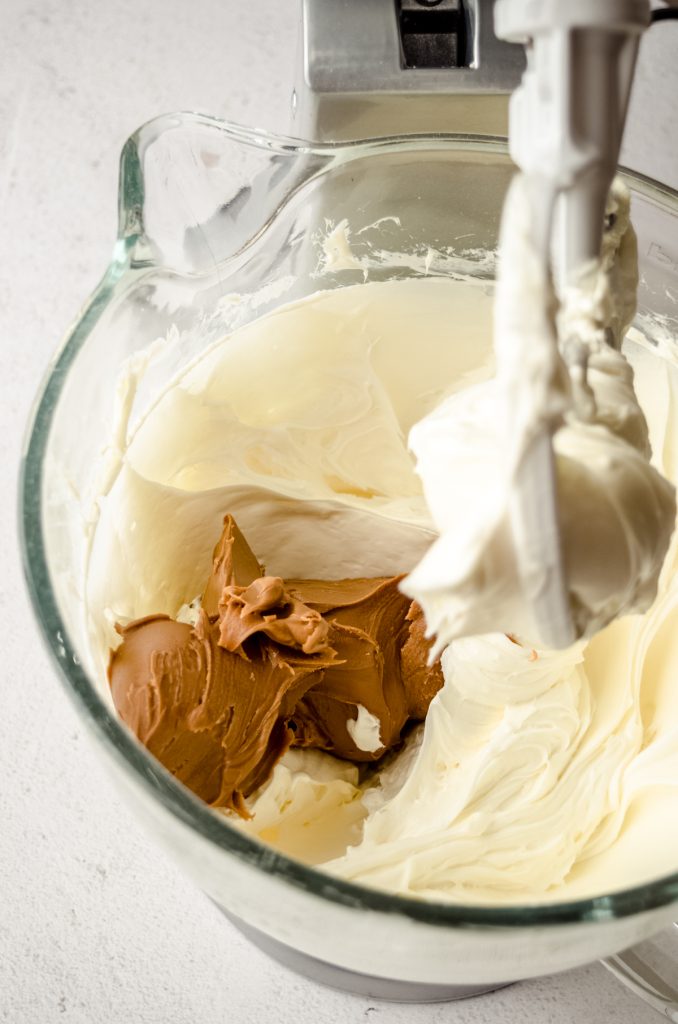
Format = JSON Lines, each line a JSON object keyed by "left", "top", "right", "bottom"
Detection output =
{"left": 295, "top": 0, "right": 672, "bottom": 651}
{"left": 20, "top": 0, "right": 678, "bottom": 1015}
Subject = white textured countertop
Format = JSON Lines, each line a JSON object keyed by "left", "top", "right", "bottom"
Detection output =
{"left": 2, "top": 2, "right": 677, "bottom": 1021}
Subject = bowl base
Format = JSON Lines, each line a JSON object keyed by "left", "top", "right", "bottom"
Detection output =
{"left": 219, "top": 907, "right": 511, "bottom": 1003}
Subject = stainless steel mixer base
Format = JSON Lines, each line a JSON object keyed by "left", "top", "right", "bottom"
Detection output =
{"left": 220, "top": 907, "right": 510, "bottom": 1002}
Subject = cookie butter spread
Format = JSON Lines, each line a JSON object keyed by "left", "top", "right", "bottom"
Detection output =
{"left": 89, "top": 270, "right": 678, "bottom": 903}
{"left": 108, "top": 516, "right": 442, "bottom": 815}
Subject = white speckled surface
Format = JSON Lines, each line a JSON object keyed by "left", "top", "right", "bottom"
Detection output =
{"left": 2, "top": 2, "right": 677, "bottom": 1021}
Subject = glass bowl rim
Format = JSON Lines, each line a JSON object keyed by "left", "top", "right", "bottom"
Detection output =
{"left": 20, "top": 117, "right": 678, "bottom": 932}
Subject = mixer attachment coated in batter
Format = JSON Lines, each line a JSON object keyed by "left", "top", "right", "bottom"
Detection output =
{"left": 495, "top": 0, "right": 650, "bottom": 648}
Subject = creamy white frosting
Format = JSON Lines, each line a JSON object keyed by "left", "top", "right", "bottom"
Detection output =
{"left": 347, "top": 705, "right": 383, "bottom": 754}
{"left": 235, "top": 749, "right": 367, "bottom": 864}
{"left": 88, "top": 270, "right": 678, "bottom": 904}
{"left": 87, "top": 277, "right": 493, "bottom": 658}
{"left": 326, "top": 519, "right": 678, "bottom": 902}
{"left": 328, "top": 631, "right": 637, "bottom": 898}
{"left": 403, "top": 178, "right": 676, "bottom": 650}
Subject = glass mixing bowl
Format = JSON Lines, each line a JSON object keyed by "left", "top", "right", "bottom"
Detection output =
{"left": 20, "top": 117, "right": 678, "bottom": 1002}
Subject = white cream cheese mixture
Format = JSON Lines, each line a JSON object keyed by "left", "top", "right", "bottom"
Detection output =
{"left": 88, "top": 222, "right": 678, "bottom": 904}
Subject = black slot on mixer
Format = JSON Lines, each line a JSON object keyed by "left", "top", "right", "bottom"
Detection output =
{"left": 398, "top": 0, "right": 467, "bottom": 69}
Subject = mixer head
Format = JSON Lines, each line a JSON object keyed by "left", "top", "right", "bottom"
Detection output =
{"left": 292, "top": 0, "right": 523, "bottom": 142}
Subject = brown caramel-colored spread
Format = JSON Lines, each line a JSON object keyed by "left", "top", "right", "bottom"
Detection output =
{"left": 109, "top": 516, "right": 442, "bottom": 817}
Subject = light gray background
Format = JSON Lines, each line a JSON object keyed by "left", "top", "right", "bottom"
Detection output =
{"left": 1, "top": 2, "right": 677, "bottom": 1022}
